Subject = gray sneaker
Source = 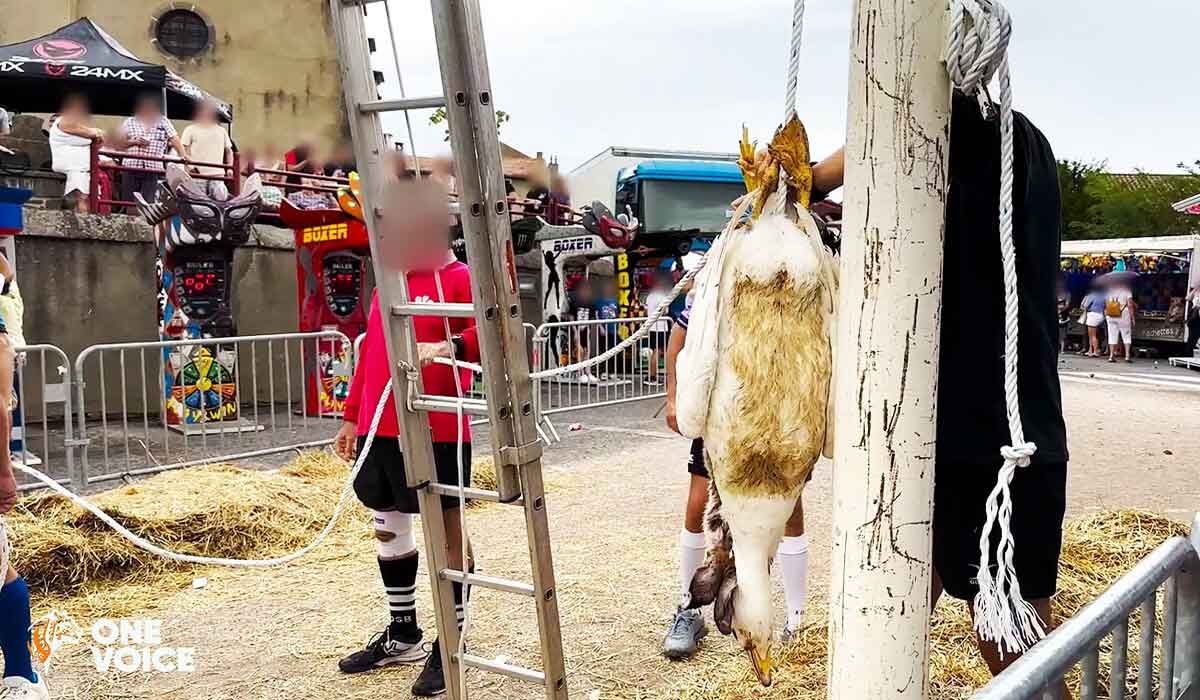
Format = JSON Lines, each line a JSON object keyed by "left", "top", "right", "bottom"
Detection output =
{"left": 662, "top": 607, "right": 707, "bottom": 658}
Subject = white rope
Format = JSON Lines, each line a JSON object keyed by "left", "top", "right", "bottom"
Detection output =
{"left": 947, "top": 0, "right": 1044, "bottom": 655}
{"left": 381, "top": 1, "right": 423, "bottom": 180}
{"left": 4, "top": 380, "right": 395, "bottom": 569}
{"left": 784, "top": 0, "right": 806, "bottom": 121}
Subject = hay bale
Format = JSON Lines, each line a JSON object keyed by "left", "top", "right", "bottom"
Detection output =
{"left": 7, "top": 450, "right": 355, "bottom": 594}
{"left": 673, "top": 509, "right": 1186, "bottom": 700}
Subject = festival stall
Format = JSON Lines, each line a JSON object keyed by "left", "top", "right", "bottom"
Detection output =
{"left": 1061, "top": 235, "right": 1200, "bottom": 350}
{"left": 0, "top": 17, "right": 231, "bottom": 121}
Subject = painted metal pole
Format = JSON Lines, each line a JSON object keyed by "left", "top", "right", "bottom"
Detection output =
{"left": 826, "top": 0, "right": 951, "bottom": 698}
{"left": 1175, "top": 514, "right": 1200, "bottom": 700}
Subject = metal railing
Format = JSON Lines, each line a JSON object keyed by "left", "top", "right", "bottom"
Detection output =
{"left": 88, "top": 141, "right": 241, "bottom": 213}
{"left": 532, "top": 317, "right": 669, "bottom": 418}
{"left": 73, "top": 330, "right": 350, "bottom": 486}
{"left": 12, "top": 344, "right": 74, "bottom": 491}
{"left": 975, "top": 514, "right": 1200, "bottom": 700}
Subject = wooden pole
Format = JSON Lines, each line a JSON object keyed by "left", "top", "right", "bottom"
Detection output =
{"left": 826, "top": 0, "right": 951, "bottom": 698}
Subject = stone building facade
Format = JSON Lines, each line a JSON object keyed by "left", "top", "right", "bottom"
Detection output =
{"left": 0, "top": 0, "right": 346, "bottom": 148}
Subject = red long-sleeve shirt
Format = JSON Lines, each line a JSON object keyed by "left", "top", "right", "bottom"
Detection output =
{"left": 344, "top": 260, "right": 480, "bottom": 442}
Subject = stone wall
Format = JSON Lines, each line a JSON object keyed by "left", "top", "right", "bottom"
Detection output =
{"left": 14, "top": 210, "right": 301, "bottom": 418}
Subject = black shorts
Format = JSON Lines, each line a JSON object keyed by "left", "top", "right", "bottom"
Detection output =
{"left": 687, "top": 438, "right": 709, "bottom": 478}
{"left": 353, "top": 436, "right": 472, "bottom": 513}
{"left": 649, "top": 329, "right": 672, "bottom": 350}
{"left": 933, "top": 460, "right": 1067, "bottom": 601}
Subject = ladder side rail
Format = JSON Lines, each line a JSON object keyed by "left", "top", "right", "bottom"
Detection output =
{"left": 430, "top": 2, "right": 569, "bottom": 697}
{"left": 327, "top": 3, "right": 466, "bottom": 698}
{"left": 429, "top": 0, "right": 540, "bottom": 496}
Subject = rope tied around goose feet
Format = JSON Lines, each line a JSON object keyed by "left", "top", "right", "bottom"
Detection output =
{"left": 947, "top": 0, "right": 1044, "bottom": 655}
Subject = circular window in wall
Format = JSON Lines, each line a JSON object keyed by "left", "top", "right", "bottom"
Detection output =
{"left": 155, "top": 9, "right": 212, "bottom": 59}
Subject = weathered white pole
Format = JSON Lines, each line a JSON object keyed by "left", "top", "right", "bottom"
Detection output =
{"left": 826, "top": 0, "right": 952, "bottom": 698}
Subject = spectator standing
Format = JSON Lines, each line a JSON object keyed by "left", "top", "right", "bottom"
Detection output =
{"left": 1055, "top": 282, "right": 1071, "bottom": 353}
{"left": 594, "top": 278, "right": 620, "bottom": 380}
{"left": 180, "top": 100, "right": 233, "bottom": 198}
{"left": 1188, "top": 283, "right": 1200, "bottom": 356}
{"left": 121, "top": 93, "right": 185, "bottom": 205}
{"left": 1104, "top": 281, "right": 1136, "bottom": 363}
{"left": 1077, "top": 284, "right": 1106, "bottom": 357}
{"left": 324, "top": 141, "right": 357, "bottom": 178}
{"left": 284, "top": 139, "right": 317, "bottom": 187}
{"left": 644, "top": 272, "right": 674, "bottom": 385}
{"left": 567, "top": 280, "right": 598, "bottom": 382}
{"left": 0, "top": 106, "right": 10, "bottom": 135}
{"left": 49, "top": 94, "right": 104, "bottom": 214}
{"left": 548, "top": 175, "right": 571, "bottom": 224}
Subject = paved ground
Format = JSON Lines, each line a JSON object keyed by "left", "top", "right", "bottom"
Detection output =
{"left": 29, "top": 355, "right": 1200, "bottom": 699}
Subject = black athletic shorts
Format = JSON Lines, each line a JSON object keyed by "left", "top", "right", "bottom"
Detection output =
{"left": 687, "top": 438, "right": 709, "bottom": 478}
{"left": 353, "top": 436, "right": 473, "bottom": 513}
{"left": 933, "top": 460, "right": 1067, "bottom": 601}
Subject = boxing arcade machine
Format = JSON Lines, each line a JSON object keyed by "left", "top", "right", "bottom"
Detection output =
{"left": 0, "top": 185, "right": 38, "bottom": 465}
{"left": 135, "top": 166, "right": 264, "bottom": 434}
{"left": 278, "top": 174, "right": 367, "bottom": 416}
{"left": 528, "top": 201, "right": 637, "bottom": 384}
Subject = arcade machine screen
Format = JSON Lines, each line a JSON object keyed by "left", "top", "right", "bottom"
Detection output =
{"left": 174, "top": 260, "right": 227, "bottom": 321}
{"left": 323, "top": 255, "right": 363, "bottom": 318}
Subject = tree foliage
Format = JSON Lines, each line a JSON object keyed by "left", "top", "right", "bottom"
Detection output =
{"left": 1058, "top": 160, "right": 1200, "bottom": 240}
{"left": 428, "top": 107, "right": 510, "bottom": 142}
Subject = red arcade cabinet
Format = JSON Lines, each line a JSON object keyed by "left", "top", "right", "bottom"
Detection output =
{"left": 279, "top": 175, "right": 370, "bottom": 416}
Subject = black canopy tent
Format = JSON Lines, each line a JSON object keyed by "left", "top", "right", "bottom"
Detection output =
{"left": 0, "top": 17, "right": 232, "bottom": 122}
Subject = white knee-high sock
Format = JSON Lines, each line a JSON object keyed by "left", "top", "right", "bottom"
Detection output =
{"left": 678, "top": 528, "right": 707, "bottom": 608}
{"left": 778, "top": 534, "right": 809, "bottom": 630}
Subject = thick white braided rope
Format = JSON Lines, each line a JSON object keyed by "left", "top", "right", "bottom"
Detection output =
{"left": 947, "top": 0, "right": 1044, "bottom": 655}
{"left": 784, "top": 0, "right": 806, "bottom": 121}
{"left": 4, "top": 378, "right": 395, "bottom": 570}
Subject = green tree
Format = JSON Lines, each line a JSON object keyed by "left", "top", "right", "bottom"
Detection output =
{"left": 1057, "top": 160, "right": 1103, "bottom": 239}
{"left": 1058, "top": 159, "right": 1200, "bottom": 240}
{"left": 428, "top": 107, "right": 510, "bottom": 141}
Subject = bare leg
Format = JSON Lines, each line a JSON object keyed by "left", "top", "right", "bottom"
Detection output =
{"left": 784, "top": 494, "right": 804, "bottom": 537}
{"left": 4, "top": 566, "right": 15, "bottom": 585}
{"left": 971, "top": 599, "right": 1072, "bottom": 699}
{"left": 683, "top": 474, "right": 709, "bottom": 534}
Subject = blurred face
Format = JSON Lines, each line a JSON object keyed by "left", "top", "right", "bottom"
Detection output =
{"left": 62, "top": 96, "right": 89, "bottom": 117}
{"left": 195, "top": 102, "right": 219, "bottom": 124}
{"left": 377, "top": 179, "right": 452, "bottom": 273}
{"left": 136, "top": 98, "right": 161, "bottom": 120}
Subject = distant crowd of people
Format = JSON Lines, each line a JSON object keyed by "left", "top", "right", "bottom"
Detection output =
{"left": 37, "top": 91, "right": 362, "bottom": 215}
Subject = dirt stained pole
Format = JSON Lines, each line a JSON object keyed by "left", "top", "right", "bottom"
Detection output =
{"left": 826, "top": 0, "right": 952, "bottom": 698}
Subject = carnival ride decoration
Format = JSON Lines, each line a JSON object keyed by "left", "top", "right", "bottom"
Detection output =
{"left": 279, "top": 173, "right": 369, "bottom": 416}
{"left": 135, "top": 166, "right": 262, "bottom": 429}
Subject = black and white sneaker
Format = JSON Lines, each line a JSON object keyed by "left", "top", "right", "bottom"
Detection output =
{"left": 411, "top": 639, "right": 447, "bottom": 697}
{"left": 337, "top": 626, "right": 426, "bottom": 674}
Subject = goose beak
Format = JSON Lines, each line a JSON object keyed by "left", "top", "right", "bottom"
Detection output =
{"left": 748, "top": 646, "right": 773, "bottom": 687}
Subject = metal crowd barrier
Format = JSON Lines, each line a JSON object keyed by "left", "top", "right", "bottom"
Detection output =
{"left": 532, "top": 317, "right": 669, "bottom": 418}
{"left": 12, "top": 344, "right": 74, "bottom": 491}
{"left": 72, "top": 331, "right": 350, "bottom": 486}
{"left": 975, "top": 514, "right": 1200, "bottom": 700}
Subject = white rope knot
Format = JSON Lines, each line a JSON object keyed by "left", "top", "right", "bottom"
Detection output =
{"left": 999, "top": 442, "right": 1036, "bottom": 467}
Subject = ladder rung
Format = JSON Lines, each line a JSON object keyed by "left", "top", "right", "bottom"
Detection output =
{"left": 391, "top": 302, "right": 475, "bottom": 318}
{"left": 458, "top": 653, "right": 545, "bottom": 685}
{"left": 441, "top": 569, "right": 535, "bottom": 597}
{"left": 359, "top": 96, "right": 446, "bottom": 113}
{"left": 427, "top": 482, "right": 522, "bottom": 505}
{"left": 411, "top": 395, "right": 489, "bottom": 416}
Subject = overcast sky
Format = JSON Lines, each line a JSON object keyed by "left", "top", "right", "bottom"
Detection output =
{"left": 369, "top": 0, "right": 1198, "bottom": 175}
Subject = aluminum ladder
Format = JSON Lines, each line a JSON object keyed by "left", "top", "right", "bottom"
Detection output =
{"left": 328, "top": 1, "right": 568, "bottom": 698}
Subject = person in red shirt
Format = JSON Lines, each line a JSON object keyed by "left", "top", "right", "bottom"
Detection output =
{"left": 333, "top": 240, "right": 480, "bottom": 697}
